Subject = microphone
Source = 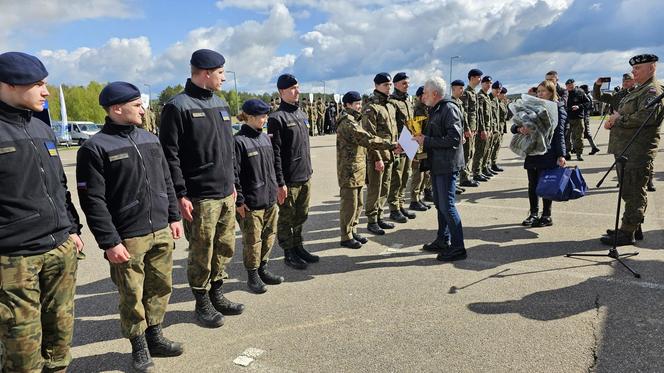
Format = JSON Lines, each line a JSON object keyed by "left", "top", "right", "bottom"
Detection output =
{"left": 645, "top": 90, "right": 664, "bottom": 109}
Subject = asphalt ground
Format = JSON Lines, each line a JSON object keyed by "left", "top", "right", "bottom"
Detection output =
{"left": 62, "top": 119, "right": 664, "bottom": 372}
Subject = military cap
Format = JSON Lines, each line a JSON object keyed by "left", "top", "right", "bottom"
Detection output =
{"left": 491, "top": 81, "right": 502, "bottom": 89}
{"left": 481, "top": 75, "right": 492, "bottom": 83}
{"left": 622, "top": 72, "right": 634, "bottom": 81}
{"left": 451, "top": 79, "right": 465, "bottom": 87}
{"left": 99, "top": 81, "right": 141, "bottom": 107}
{"left": 241, "top": 99, "right": 270, "bottom": 115}
{"left": 629, "top": 54, "right": 658, "bottom": 66}
{"left": 277, "top": 74, "right": 298, "bottom": 89}
{"left": 468, "top": 68, "right": 483, "bottom": 78}
{"left": 373, "top": 72, "right": 391, "bottom": 84}
{"left": 565, "top": 78, "right": 575, "bottom": 85}
{"left": 500, "top": 87, "right": 507, "bottom": 94}
{"left": 190, "top": 49, "right": 225, "bottom": 69}
{"left": 342, "top": 91, "right": 362, "bottom": 104}
{"left": 416, "top": 86, "right": 424, "bottom": 97}
{"left": 393, "top": 72, "right": 409, "bottom": 83}
{"left": 0, "top": 52, "right": 48, "bottom": 85}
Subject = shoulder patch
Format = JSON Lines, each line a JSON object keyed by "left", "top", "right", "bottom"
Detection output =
{"left": 0, "top": 146, "right": 17, "bottom": 155}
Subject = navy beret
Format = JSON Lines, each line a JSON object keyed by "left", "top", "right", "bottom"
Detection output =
{"left": 468, "top": 68, "right": 483, "bottom": 78}
{"left": 481, "top": 75, "right": 492, "bottom": 83}
{"left": 416, "top": 86, "right": 424, "bottom": 97}
{"left": 500, "top": 87, "right": 507, "bottom": 94}
{"left": 277, "top": 74, "right": 298, "bottom": 89}
{"left": 491, "top": 81, "right": 502, "bottom": 89}
{"left": 0, "top": 52, "right": 48, "bottom": 85}
{"left": 451, "top": 79, "right": 465, "bottom": 87}
{"left": 241, "top": 99, "right": 270, "bottom": 116}
{"left": 565, "top": 78, "right": 575, "bottom": 85}
{"left": 190, "top": 49, "right": 225, "bottom": 69}
{"left": 629, "top": 54, "right": 658, "bottom": 66}
{"left": 342, "top": 91, "right": 362, "bottom": 104}
{"left": 373, "top": 72, "right": 391, "bottom": 84}
{"left": 393, "top": 72, "right": 409, "bottom": 83}
{"left": 99, "top": 81, "right": 141, "bottom": 107}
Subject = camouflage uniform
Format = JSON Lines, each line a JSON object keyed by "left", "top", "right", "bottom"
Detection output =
{"left": 316, "top": 99, "right": 326, "bottom": 136}
{"left": 473, "top": 89, "right": 493, "bottom": 176}
{"left": 308, "top": 100, "right": 319, "bottom": 136}
{"left": 363, "top": 90, "right": 398, "bottom": 224}
{"left": 387, "top": 90, "right": 414, "bottom": 212}
{"left": 237, "top": 205, "right": 278, "bottom": 269}
{"left": 460, "top": 84, "right": 478, "bottom": 183}
{"left": 410, "top": 99, "right": 431, "bottom": 201}
{"left": 337, "top": 108, "right": 394, "bottom": 240}
{"left": 491, "top": 98, "right": 509, "bottom": 167}
{"left": 488, "top": 93, "right": 503, "bottom": 168}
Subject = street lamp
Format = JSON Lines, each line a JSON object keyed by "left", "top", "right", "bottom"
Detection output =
{"left": 226, "top": 70, "right": 240, "bottom": 115}
{"left": 449, "top": 56, "right": 460, "bottom": 92}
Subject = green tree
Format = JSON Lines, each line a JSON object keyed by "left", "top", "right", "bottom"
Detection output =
{"left": 157, "top": 84, "right": 184, "bottom": 107}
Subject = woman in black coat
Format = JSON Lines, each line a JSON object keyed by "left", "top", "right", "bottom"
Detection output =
{"left": 511, "top": 80, "right": 567, "bottom": 227}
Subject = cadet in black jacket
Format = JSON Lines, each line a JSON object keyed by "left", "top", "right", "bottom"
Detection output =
{"left": 0, "top": 52, "right": 83, "bottom": 373}
{"left": 267, "top": 74, "right": 317, "bottom": 270}
{"left": 76, "top": 82, "right": 183, "bottom": 372}
{"left": 234, "top": 99, "right": 284, "bottom": 294}
{"left": 159, "top": 49, "right": 244, "bottom": 328}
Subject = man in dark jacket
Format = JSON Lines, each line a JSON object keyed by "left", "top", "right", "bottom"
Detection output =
{"left": 565, "top": 79, "right": 591, "bottom": 160}
{"left": 579, "top": 84, "right": 600, "bottom": 155}
{"left": 413, "top": 76, "right": 466, "bottom": 262}
{"left": 0, "top": 52, "right": 84, "bottom": 373}
{"left": 159, "top": 49, "right": 244, "bottom": 328}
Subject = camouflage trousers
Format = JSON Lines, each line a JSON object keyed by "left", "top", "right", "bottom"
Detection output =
{"left": 278, "top": 180, "right": 311, "bottom": 251}
{"left": 472, "top": 133, "right": 489, "bottom": 175}
{"left": 339, "top": 187, "right": 364, "bottom": 241}
{"left": 460, "top": 133, "right": 475, "bottom": 182}
{"left": 109, "top": 227, "right": 174, "bottom": 339}
{"left": 410, "top": 158, "right": 431, "bottom": 200}
{"left": 237, "top": 204, "right": 278, "bottom": 270}
{"left": 365, "top": 160, "right": 393, "bottom": 224}
{"left": 482, "top": 132, "right": 494, "bottom": 169}
{"left": 489, "top": 131, "right": 503, "bottom": 166}
{"left": 388, "top": 154, "right": 412, "bottom": 211}
{"left": 570, "top": 119, "right": 585, "bottom": 154}
{"left": 0, "top": 238, "right": 77, "bottom": 373}
{"left": 185, "top": 195, "right": 236, "bottom": 290}
{"left": 620, "top": 163, "right": 652, "bottom": 232}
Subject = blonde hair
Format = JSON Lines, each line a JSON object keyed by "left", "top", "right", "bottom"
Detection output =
{"left": 538, "top": 80, "right": 559, "bottom": 102}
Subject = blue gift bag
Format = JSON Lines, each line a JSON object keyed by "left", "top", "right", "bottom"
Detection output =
{"left": 535, "top": 166, "right": 587, "bottom": 201}
{"left": 568, "top": 166, "right": 588, "bottom": 200}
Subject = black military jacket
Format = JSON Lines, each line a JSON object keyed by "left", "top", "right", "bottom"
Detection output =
{"left": 267, "top": 101, "right": 313, "bottom": 186}
{"left": 234, "top": 124, "right": 278, "bottom": 210}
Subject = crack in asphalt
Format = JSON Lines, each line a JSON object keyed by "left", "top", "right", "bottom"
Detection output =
{"left": 588, "top": 293, "right": 601, "bottom": 373}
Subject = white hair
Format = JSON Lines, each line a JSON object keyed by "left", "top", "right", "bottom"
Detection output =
{"left": 424, "top": 76, "right": 447, "bottom": 97}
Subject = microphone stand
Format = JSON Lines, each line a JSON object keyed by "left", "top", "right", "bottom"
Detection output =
{"left": 565, "top": 91, "right": 664, "bottom": 278}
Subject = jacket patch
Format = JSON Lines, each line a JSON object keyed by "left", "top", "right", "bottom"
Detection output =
{"left": 44, "top": 141, "right": 58, "bottom": 156}
{"left": 0, "top": 146, "right": 16, "bottom": 155}
{"left": 77, "top": 182, "right": 87, "bottom": 190}
{"left": 247, "top": 151, "right": 259, "bottom": 157}
{"left": 109, "top": 153, "right": 130, "bottom": 162}
{"left": 286, "top": 122, "right": 297, "bottom": 127}
{"left": 192, "top": 112, "right": 206, "bottom": 118}
{"left": 219, "top": 110, "right": 230, "bottom": 121}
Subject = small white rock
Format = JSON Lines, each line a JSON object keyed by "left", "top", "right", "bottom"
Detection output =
{"left": 233, "top": 355, "right": 254, "bottom": 367}
{"left": 242, "top": 347, "right": 265, "bottom": 359}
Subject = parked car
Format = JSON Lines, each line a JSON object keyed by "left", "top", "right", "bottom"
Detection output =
{"left": 52, "top": 121, "right": 102, "bottom": 145}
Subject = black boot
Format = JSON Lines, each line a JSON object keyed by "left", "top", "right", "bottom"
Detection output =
{"left": 130, "top": 334, "right": 155, "bottom": 373}
{"left": 247, "top": 269, "right": 267, "bottom": 294}
{"left": 491, "top": 164, "right": 504, "bottom": 172}
{"left": 576, "top": 152, "right": 584, "bottom": 161}
{"left": 400, "top": 207, "right": 416, "bottom": 219}
{"left": 647, "top": 177, "right": 656, "bottom": 192}
{"left": 258, "top": 261, "right": 284, "bottom": 285}
{"left": 377, "top": 219, "right": 395, "bottom": 229}
{"left": 145, "top": 324, "right": 183, "bottom": 357}
{"left": 606, "top": 225, "right": 644, "bottom": 241}
{"left": 209, "top": 280, "right": 245, "bottom": 315}
{"left": 389, "top": 210, "right": 408, "bottom": 223}
{"left": 284, "top": 249, "right": 308, "bottom": 269}
{"left": 192, "top": 289, "right": 224, "bottom": 328}
{"left": 293, "top": 244, "right": 319, "bottom": 263}
{"left": 352, "top": 232, "right": 368, "bottom": 244}
{"left": 340, "top": 238, "right": 362, "bottom": 249}
{"left": 419, "top": 199, "right": 432, "bottom": 209}
{"left": 600, "top": 229, "right": 635, "bottom": 247}
{"left": 409, "top": 200, "right": 428, "bottom": 212}
{"left": 367, "top": 222, "right": 385, "bottom": 235}
{"left": 423, "top": 189, "right": 434, "bottom": 202}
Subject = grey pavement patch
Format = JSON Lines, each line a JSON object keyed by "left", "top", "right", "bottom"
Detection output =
{"left": 242, "top": 348, "right": 265, "bottom": 359}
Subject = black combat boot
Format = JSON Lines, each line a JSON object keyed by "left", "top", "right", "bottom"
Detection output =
{"left": 647, "top": 177, "right": 656, "bottom": 192}
{"left": 576, "top": 152, "right": 584, "bottom": 161}
{"left": 145, "top": 324, "right": 183, "bottom": 357}
{"left": 340, "top": 238, "right": 362, "bottom": 249}
{"left": 377, "top": 219, "right": 395, "bottom": 229}
{"left": 247, "top": 269, "right": 267, "bottom": 294}
{"left": 400, "top": 207, "right": 416, "bottom": 219}
{"left": 600, "top": 229, "right": 636, "bottom": 247}
{"left": 367, "top": 222, "right": 385, "bottom": 235}
{"left": 460, "top": 179, "right": 480, "bottom": 187}
{"left": 409, "top": 200, "right": 428, "bottom": 211}
{"left": 129, "top": 334, "right": 155, "bottom": 373}
{"left": 389, "top": 210, "right": 408, "bottom": 223}
{"left": 491, "top": 164, "right": 504, "bottom": 172}
{"left": 258, "top": 261, "right": 284, "bottom": 285}
{"left": 293, "top": 244, "right": 319, "bottom": 263}
{"left": 284, "top": 249, "right": 308, "bottom": 269}
{"left": 423, "top": 189, "right": 434, "bottom": 202}
{"left": 209, "top": 280, "right": 245, "bottom": 315}
{"left": 473, "top": 174, "right": 489, "bottom": 182}
{"left": 192, "top": 289, "right": 225, "bottom": 328}
{"left": 606, "top": 225, "right": 644, "bottom": 241}
{"left": 352, "top": 232, "right": 368, "bottom": 244}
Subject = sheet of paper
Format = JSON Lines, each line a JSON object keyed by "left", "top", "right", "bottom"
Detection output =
{"left": 398, "top": 126, "right": 419, "bottom": 160}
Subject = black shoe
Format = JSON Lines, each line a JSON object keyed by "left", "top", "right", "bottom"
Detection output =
{"left": 247, "top": 269, "right": 267, "bottom": 294}
{"left": 409, "top": 201, "right": 428, "bottom": 212}
{"left": 491, "top": 164, "right": 504, "bottom": 172}
{"left": 340, "top": 239, "right": 362, "bottom": 249}
{"left": 606, "top": 226, "right": 644, "bottom": 241}
{"left": 457, "top": 186, "right": 466, "bottom": 193}
{"left": 600, "top": 229, "right": 636, "bottom": 247}
{"left": 565, "top": 154, "right": 572, "bottom": 161}
{"left": 531, "top": 216, "right": 553, "bottom": 227}
{"left": 145, "top": 324, "right": 183, "bottom": 357}
{"left": 389, "top": 210, "right": 408, "bottom": 223}
{"left": 589, "top": 147, "right": 600, "bottom": 155}
{"left": 400, "top": 207, "right": 416, "bottom": 219}
{"left": 258, "top": 261, "right": 284, "bottom": 285}
{"left": 419, "top": 199, "right": 432, "bottom": 209}
{"left": 436, "top": 247, "right": 467, "bottom": 262}
{"left": 474, "top": 174, "right": 489, "bottom": 182}
{"left": 460, "top": 179, "right": 480, "bottom": 187}
{"left": 378, "top": 219, "right": 395, "bottom": 229}
{"left": 367, "top": 223, "right": 385, "bottom": 235}
{"left": 191, "top": 289, "right": 224, "bottom": 328}
{"left": 423, "top": 189, "right": 434, "bottom": 202}
{"left": 294, "top": 245, "right": 319, "bottom": 263}
{"left": 352, "top": 232, "right": 368, "bottom": 244}
{"left": 455, "top": 188, "right": 463, "bottom": 195}
{"left": 129, "top": 334, "right": 155, "bottom": 372}
{"left": 576, "top": 153, "right": 584, "bottom": 161}
{"left": 522, "top": 213, "right": 538, "bottom": 226}
{"left": 422, "top": 240, "right": 450, "bottom": 252}
{"left": 209, "top": 280, "right": 245, "bottom": 315}
{"left": 484, "top": 168, "right": 497, "bottom": 176}
{"left": 647, "top": 183, "right": 656, "bottom": 192}
{"left": 284, "top": 249, "right": 308, "bottom": 269}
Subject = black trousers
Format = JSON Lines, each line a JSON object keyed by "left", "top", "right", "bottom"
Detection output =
{"left": 527, "top": 168, "right": 552, "bottom": 216}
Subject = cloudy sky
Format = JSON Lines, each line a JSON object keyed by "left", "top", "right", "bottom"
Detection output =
{"left": 2, "top": 0, "right": 663, "bottom": 97}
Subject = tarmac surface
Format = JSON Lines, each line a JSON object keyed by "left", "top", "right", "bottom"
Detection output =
{"left": 62, "top": 119, "right": 664, "bottom": 372}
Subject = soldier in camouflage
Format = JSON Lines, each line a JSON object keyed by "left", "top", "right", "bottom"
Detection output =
{"left": 488, "top": 81, "right": 505, "bottom": 173}
{"left": 450, "top": 80, "right": 468, "bottom": 196}
{"left": 409, "top": 86, "right": 433, "bottom": 211}
{"left": 474, "top": 75, "right": 495, "bottom": 181}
